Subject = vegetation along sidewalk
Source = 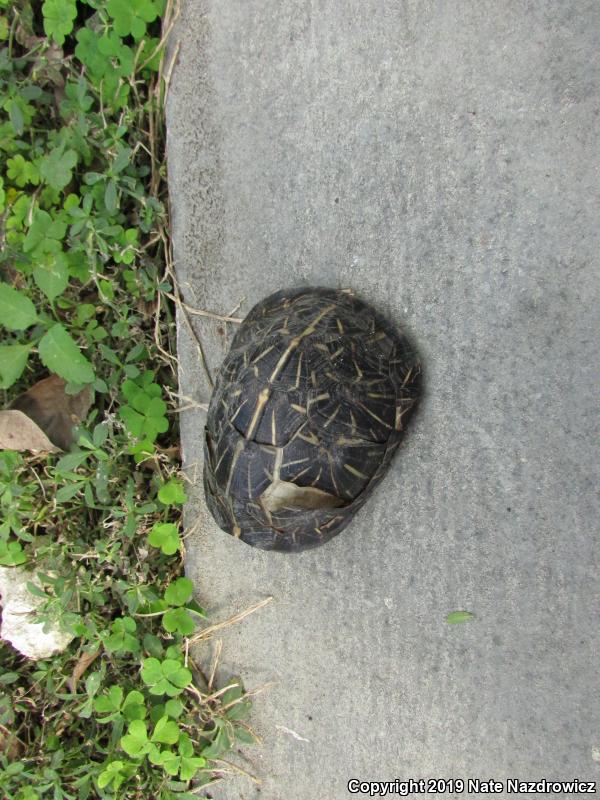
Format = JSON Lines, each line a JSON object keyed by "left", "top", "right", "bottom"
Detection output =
{"left": 0, "top": 1, "right": 255, "bottom": 798}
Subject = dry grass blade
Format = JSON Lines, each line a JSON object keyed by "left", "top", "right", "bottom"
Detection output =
{"left": 201, "top": 682, "right": 244, "bottom": 703}
{"left": 139, "top": 0, "right": 180, "bottom": 73}
{"left": 164, "top": 389, "right": 208, "bottom": 413}
{"left": 184, "top": 682, "right": 204, "bottom": 703}
{"left": 275, "top": 724, "right": 310, "bottom": 742}
{"left": 220, "top": 681, "right": 275, "bottom": 713}
{"left": 189, "top": 776, "right": 223, "bottom": 794}
{"left": 164, "top": 293, "right": 243, "bottom": 323}
{"left": 161, "top": 39, "right": 181, "bottom": 103}
{"left": 210, "top": 759, "right": 261, "bottom": 785}
{"left": 189, "top": 596, "right": 274, "bottom": 644}
{"left": 68, "top": 647, "right": 101, "bottom": 693}
{"left": 166, "top": 267, "right": 214, "bottom": 389}
{"left": 208, "top": 639, "right": 222, "bottom": 691}
{"left": 173, "top": 401, "right": 209, "bottom": 413}
{"left": 227, "top": 297, "right": 245, "bottom": 317}
{"left": 153, "top": 274, "right": 179, "bottom": 374}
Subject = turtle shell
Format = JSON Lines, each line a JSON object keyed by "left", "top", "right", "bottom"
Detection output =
{"left": 203, "top": 287, "right": 421, "bottom": 552}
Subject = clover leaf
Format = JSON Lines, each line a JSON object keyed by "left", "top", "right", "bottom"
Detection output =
{"left": 141, "top": 657, "right": 192, "bottom": 697}
{"left": 75, "top": 28, "right": 110, "bottom": 77}
{"left": 119, "top": 375, "right": 168, "bottom": 442}
{"left": 93, "top": 685, "right": 123, "bottom": 718}
{"left": 0, "top": 539, "right": 28, "bottom": 567}
{"left": 107, "top": 0, "right": 158, "bottom": 39}
{"left": 177, "top": 732, "right": 206, "bottom": 779}
{"left": 40, "top": 146, "right": 77, "bottom": 191}
{"left": 146, "top": 732, "right": 205, "bottom": 781}
{"left": 164, "top": 578, "right": 194, "bottom": 607}
{"left": 104, "top": 616, "right": 140, "bottom": 654}
{"left": 161, "top": 579, "right": 198, "bottom": 635}
{"left": 158, "top": 478, "right": 187, "bottom": 506}
{"left": 42, "top": 0, "right": 77, "bottom": 46}
{"left": 148, "top": 522, "right": 180, "bottom": 555}
{"left": 7, "top": 154, "right": 40, "bottom": 187}
{"left": 162, "top": 607, "right": 196, "bottom": 636}
{"left": 24, "top": 208, "right": 67, "bottom": 255}
{"left": 148, "top": 746, "right": 180, "bottom": 775}
{"left": 120, "top": 719, "right": 151, "bottom": 757}
{"left": 164, "top": 699, "right": 183, "bottom": 719}
{"left": 151, "top": 716, "right": 180, "bottom": 745}
{"left": 97, "top": 760, "right": 134, "bottom": 791}
{"left": 97, "top": 32, "right": 135, "bottom": 75}
{"left": 122, "top": 690, "right": 147, "bottom": 721}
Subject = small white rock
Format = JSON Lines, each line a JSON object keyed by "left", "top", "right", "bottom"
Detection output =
{"left": 0, "top": 566, "right": 74, "bottom": 659}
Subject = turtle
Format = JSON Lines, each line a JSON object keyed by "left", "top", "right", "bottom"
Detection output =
{"left": 203, "top": 286, "right": 421, "bottom": 552}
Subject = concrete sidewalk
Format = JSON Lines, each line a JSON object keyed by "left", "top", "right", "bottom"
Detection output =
{"left": 166, "top": 2, "right": 600, "bottom": 797}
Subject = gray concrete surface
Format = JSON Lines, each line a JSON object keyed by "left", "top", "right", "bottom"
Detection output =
{"left": 166, "top": 2, "right": 600, "bottom": 798}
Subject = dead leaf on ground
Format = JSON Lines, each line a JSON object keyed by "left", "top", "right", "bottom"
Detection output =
{"left": 10, "top": 374, "right": 92, "bottom": 451}
{"left": 0, "top": 728, "right": 23, "bottom": 761}
{"left": 68, "top": 647, "right": 101, "bottom": 693}
{"left": 36, "top": 43, "right": 66, "bottom": 90}
{"left": 137, "top": 297, "right": 158, "bottom": 317}
{"left": 0, "top": 410, "right": 60, "bottom": 453}
{"left": 15, "top": 2, "right": 40, "bottom": 50}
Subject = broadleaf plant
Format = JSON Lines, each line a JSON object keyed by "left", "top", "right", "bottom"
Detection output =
{"left": 0, "top": 1, "right": 259, "bottom": 797}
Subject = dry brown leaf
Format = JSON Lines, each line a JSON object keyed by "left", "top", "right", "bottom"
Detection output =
{"left": 14, "top": 2, "right": 40, "bottom": 50}
{"left": 0, "top": 410, "right": 60, "bottom": 453}
{"left": 137, "top": 297, "right": 158, "bottom": 317}
{"left": 0, "top": 727, "right": 23, "bottom": 761}
{"left": 10, "top": 375, "right": 92, "bottom": 451}
{"left": 159, "top": 445, "right": 181, "bottom": 459}
{"left": 36, "top": 43, "right": 66, "bottom": 90}
{"left": 68, "top": 647, "right": 101, "bottom": 693}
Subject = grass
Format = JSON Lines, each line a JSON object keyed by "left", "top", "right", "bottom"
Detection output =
{"left": 0, "top": 1, "right": 257, "bottom": 797}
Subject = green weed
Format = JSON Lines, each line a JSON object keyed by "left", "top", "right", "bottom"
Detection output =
{"left": 0, "top": 1, "right": 256, "bottom": 797}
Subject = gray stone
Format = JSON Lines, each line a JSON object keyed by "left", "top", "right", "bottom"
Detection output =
{"left": 166, "top": 1, "right": 600, "bottom": 797}
{"left": 0, "top": 567, "right": 73, "bottom": 659}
